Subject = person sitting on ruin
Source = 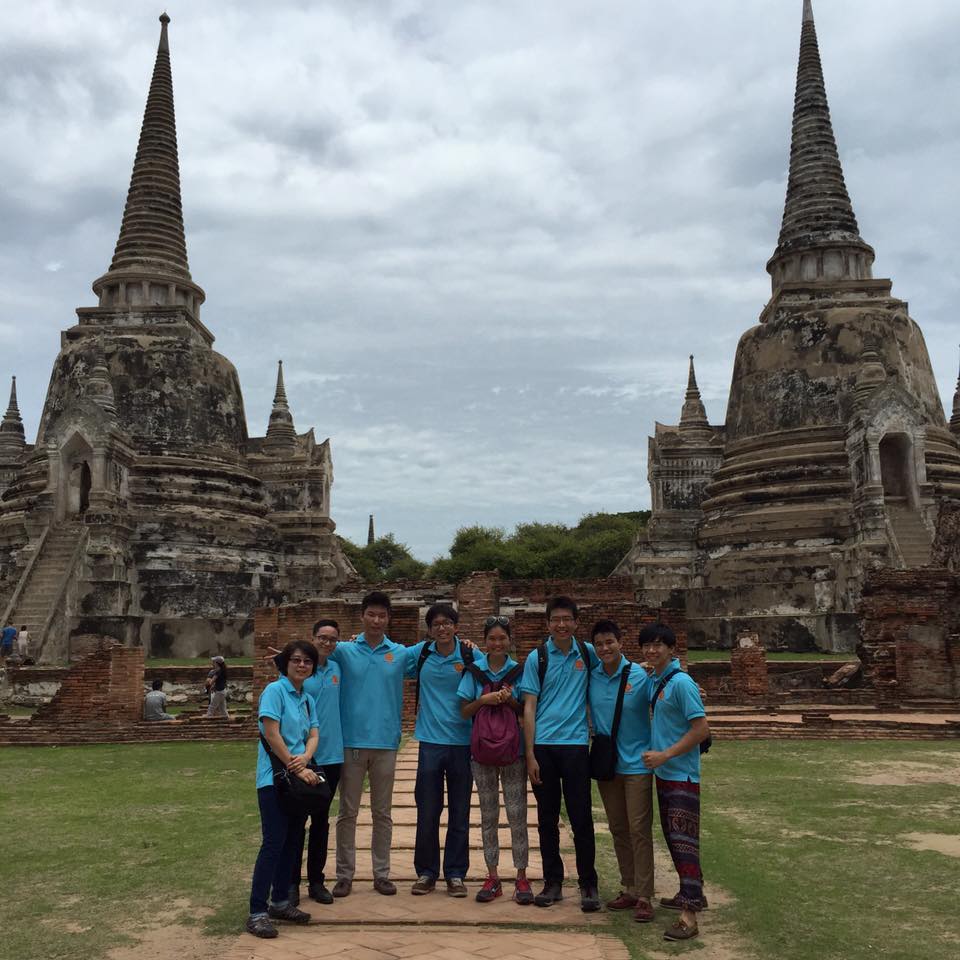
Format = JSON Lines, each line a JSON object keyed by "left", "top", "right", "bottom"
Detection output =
{"left": 588, "top": 619, "right": 656, "bottom": 922}
{"left": 143, "top": 678, "right": 175, "bottom": 721}
{"left": 458, "top": 615, "right": 532, "bottom": 904}
{"left": 206, "top": 655, "right": 230, "bottom": 718}
{"left": 246, "top": 639, "right": 321, "bottom": 939}
{"left": 520, "top": 595, "right": 601, "bottom": 912}
{"left": 640, "top": 623, "right": 710, "bottom": 942}
{"left": 406, "top": 603, "right": 475, "bottom": 898}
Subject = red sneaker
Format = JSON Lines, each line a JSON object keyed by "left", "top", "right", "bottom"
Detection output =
{"left": 476, "top": 877, "right": 502, "bottom": 903}
{"left": 513, "top": 877, "right": 534, "bottom": 905}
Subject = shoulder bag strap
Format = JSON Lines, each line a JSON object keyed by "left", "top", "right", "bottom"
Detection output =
{"left": 609, "top": 662, "right": 632, "bottom": 742}
{"left": 537, "top": 644, "right": 548, "bottom": 690}
{"left": 415, "top": 643, "right": 432, "bottom": 709}
{"left": 576, "top": 638, "right": 592, "bottom": 698}
{"left": 650, "top": 668, "right": 682, "bottom": 713}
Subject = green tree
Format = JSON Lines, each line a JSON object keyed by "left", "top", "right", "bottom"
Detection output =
{"left": 339, "top": 534, "right": 427, "bottom": 582}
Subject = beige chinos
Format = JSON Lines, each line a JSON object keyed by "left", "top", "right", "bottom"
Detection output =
{"left": 336, "top": 747, "right": 398, "bottom": 882}
{"left": 597, "top": 772, "right": 654, "bottom": 899}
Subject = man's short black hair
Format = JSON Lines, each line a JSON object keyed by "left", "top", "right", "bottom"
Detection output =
{"left": 361, "top": 590, "right": 392, "bottom": 614}
{"left": 545, "top": 595, "right": 579, "bottom": 620}
{"left": 639, "top": 622, "right": 676, "bottom": 648}
{"left": 276, "top": 639, "right": 319, "bottom": 676}
{"left": 591, "top": 619, "right": 621, "bottom": 641}
{"left": 151, "top": 679, "right": 164, "bottom": 691}
{"left": 313, "top": 618, "right": 340, "bottom": 634}
{"left": 425, "top": 603, "right": 459, "bottom": 627}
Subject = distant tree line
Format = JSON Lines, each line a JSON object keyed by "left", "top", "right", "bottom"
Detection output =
{"left": 338, "top": 511, "right": 649, "bottom": 583}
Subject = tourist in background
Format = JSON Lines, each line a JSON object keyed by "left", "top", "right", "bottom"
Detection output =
{"left": 16, "top": 624, "right": 29, "bottom": 660}
{"left": 458, "top": 615, "right": 532, "bottom": 905}
{"left": 641, "top": 623, "right": 710, "bottom": 942}
{"left": 206, "top": 655, "right": 229, "bottom": 718}
{"left": 247, "top": 639, "right": 321, "bottom": 939}
{"left": 289, "top": 618, "right": 343, "bottom": 906}
{"left": 520, "top": 596, "right": 601, "bottom": 911}
{"left": 588, "top": 620, "right": 656, "bottom": 922}
{"left": 0, "top": 621, "right": 15, "bottom": 661}
{"left": 143, "top": 678, "right": 175, "bottom": 721}
{"left": 407, "top": 603, "right": 475, "bottom": 898}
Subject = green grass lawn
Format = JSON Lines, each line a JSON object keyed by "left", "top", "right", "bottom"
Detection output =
{"left": 1, "top": 741, "right": 957, "bottom": 960}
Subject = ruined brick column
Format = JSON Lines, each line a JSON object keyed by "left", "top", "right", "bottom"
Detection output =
{"left": 455, "top": 570, "right": 501, "bottom": 644}
{"left": 730, "top": 632, "right": 769, "bottom": 698}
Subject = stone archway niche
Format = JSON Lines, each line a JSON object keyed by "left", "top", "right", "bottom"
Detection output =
{"left": 878, "top": 432, "right": 918, "bottom": 508}
{"left": 55, "top": 431, "right": 96, "bottom": 521}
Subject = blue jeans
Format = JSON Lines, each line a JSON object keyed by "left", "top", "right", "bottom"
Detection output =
{"left": 413, "top": 742, "right": 473, "bottom": 881}
{"left": 250, "top": 786, "right": 304, "bottom": 915}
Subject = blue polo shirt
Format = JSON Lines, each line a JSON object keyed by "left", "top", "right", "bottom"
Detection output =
{"left": 519, "top": 637, "right": 598, "bottom": 746}
{"left": 589, "top": 657, "right": 654, "bottom": 775}
{"left": 0, "top": 626, "right": 15, "bottom": 648}
{"left": 650, "top": 658, "right": 706, "bottom": 783}
{"left": 303, "top": 659, "right": 344, "bottom": 766}
{"left": 330, "top": 633, "right": 411, "bottom": 750}
{"left": 256, "top": 676, "right": 318, "bottom": 789}
{"left": 408, "top": 638, "right": 473, "bottom": 746}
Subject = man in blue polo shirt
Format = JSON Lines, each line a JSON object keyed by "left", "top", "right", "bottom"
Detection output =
{"left": 407, "top": 603, "right": 474, "bottom": 898}
{"left": 330, "top": 591, "right": 410, "bottom": 898}
{"left": 290, "top": 618, "right": 343, "bottom": 906}
{"left": 520, "top": 595, "right": 600, "bottom": 912}
{"left": 641, "top": 623, "right": 709, "bottom": 942}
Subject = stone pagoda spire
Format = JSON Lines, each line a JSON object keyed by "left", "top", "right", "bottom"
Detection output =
{"left": 0, "top": 376, "right": 26, "bottom": 460}
{"left": 951, "top": 347, "right": 960, "bottom": 438}
{"left": 91, "top": 14, "right": 205, "bottom": 319}
{"left": 264, "top": 361, "right": 298, "bottom": 451}
{"left": 679, "top": 356, "right": 712, "bottom": 442}
{"left": 367, "top": 514, "right": 375, "bottom": 545}
{"left": 766, "top": 0, "right": 875, "bottom": 293}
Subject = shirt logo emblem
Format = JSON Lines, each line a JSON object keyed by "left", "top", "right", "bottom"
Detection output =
{"left": 625, "top": 683, "right": 632, "bottom": 693}
{"left": 575, "top": 659, "right": 584, "bottom": 671}
{"left": 384, "top": 652, "right": 394, "bottom": 663}
{"left": 454, "top": 663, "right": 464, "bottom": 672}
{"left": 658, "top": 690, "right": 665, "bottom": 700}
{"left": 331, "top": 675, "right": 339, "bottom": 685}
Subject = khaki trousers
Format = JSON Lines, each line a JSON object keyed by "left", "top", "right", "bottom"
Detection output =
{"left": 335, "top": 748, "right": 397, "bottom": 882}
{"left": 597, "top": 773, "right": 654, "bottom": 899}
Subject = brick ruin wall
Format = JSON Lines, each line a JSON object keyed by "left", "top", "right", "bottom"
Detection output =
{"left": 858, "top": 568, "right": 960, "bottom": 703}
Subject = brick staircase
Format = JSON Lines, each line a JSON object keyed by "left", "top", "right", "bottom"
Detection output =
{"left": 887, "top": 500, "right": 933, "bottom": 568}
{"left": 6, "top": 521, "right": 85, "bottom": 649}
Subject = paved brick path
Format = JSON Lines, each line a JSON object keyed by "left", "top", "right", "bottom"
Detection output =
{"left": 226, "top": 741, "right": 629, "bottom": 959}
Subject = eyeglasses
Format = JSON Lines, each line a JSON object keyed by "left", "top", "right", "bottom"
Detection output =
{"left": 289, "top": 657, "right": 313, "bottom": 666}
{"left": 549, "top": 616, "right": 575, "bottom": 625}
{"left": 484, "top": 616, "right": 510, "bottom": 628}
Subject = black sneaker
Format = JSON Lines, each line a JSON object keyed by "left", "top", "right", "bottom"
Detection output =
{"left": 267, "top": 903, "right": 311, "bottom": 924}
{"left": 245, "top": 915, "right": 278, "bottom": 939}
{"left": 309, "top": 882, "right": 334, "bottom": 905}
{"left": 534, "top": 882, "right": 564, "bottom": 907}
{"left": 288, "top": 884, "right": 301, "bottom": 907}
{"left": 579, "top": 885, "right": 601, "bottom": 913}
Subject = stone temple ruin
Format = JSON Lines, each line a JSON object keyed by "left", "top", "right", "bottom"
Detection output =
{"left": 0, "top": 16, "right": 353, "bottom": 663}
{"left": 616, "top": 1, "right": 960, "bottom": 652}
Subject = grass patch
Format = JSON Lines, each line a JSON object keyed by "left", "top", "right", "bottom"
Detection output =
{"left": 3, "top": 704, "right": 37, "bottom": 717}
{"left": 591, "top": 741, "right": 960, "bottom": 959}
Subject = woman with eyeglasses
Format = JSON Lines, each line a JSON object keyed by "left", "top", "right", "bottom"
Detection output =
{"left": 246, "top": 640, "right": 322, "bottom": 939}
{"left": 457, "top": 616, "right": 533, "bottom": 904}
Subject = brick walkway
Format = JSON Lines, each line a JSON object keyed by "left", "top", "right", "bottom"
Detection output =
{"left": 226, "top": 741, "right": 628, "bottom": 959}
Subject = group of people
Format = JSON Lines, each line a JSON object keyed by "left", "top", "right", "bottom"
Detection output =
{"left": 248, "top": 591, "right": 709, "bottom": 943}
{"left": 143, "top": 655, "right": 230, "bottom": 721}
{"left": 0, "top": 621, "right": 29, "bottom": 662}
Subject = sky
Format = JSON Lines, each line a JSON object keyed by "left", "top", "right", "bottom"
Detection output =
{"left": 2, "top": 0, "right": 960, "bottom": 561}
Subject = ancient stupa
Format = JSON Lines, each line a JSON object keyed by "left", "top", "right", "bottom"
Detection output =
{"left": 0, "top": 16, "right": 352, "bottom": 661}
{"left": 616, "top": 1, "right": 960, "bottom": 650}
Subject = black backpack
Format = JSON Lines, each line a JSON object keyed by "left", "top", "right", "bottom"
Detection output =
{"left": 536, "top": 638, "right": 592, "bottom": 698}
{"left": 415, "top": 640, "right": 476, "bottom": 708}
{"left": 650, "top": 668, "right": 712, "bottom": 755}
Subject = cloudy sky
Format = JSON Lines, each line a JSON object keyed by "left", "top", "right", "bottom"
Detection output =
{"left": 2, "top": 0, "right": 959, "bottom": 560}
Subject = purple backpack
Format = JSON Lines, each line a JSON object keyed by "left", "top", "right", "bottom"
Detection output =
{"left": 468, "top": 663, "right": 523, "bottom": 766}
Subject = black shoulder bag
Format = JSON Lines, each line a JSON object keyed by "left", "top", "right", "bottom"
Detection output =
{"left": 259, "top": 698, "right": 331, "bottom": 817}
{"left": 589, "top": 664, "right": 632, "bottom": 781}
{"left": 650, "top": 668, "right": 712, "bottom": 755}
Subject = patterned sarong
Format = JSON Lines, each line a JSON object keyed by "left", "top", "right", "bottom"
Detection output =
{"left": 655, "top": 777, "right": 705, "bottom": 911}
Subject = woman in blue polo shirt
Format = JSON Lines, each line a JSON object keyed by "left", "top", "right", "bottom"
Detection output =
{"left": 588, "top": 620, "right": 656, "bottom": 923}
{"left": 246, "top": 640, "right": 322, "bottom": 940}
